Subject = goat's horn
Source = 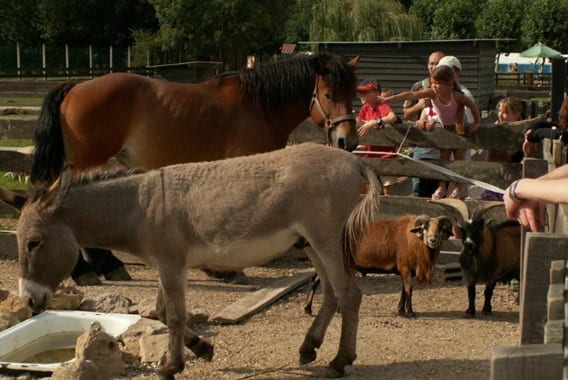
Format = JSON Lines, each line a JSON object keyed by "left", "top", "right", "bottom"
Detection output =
{"left": 428, "top": 198, "right": 469, "bottom": 224}
{"left": 471, "top": 201, "right": 505, "bottom": 220}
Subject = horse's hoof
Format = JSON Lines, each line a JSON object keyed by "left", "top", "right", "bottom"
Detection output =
{"left": 325, "top": 366, "right": 346, "bottom": 378}
{"left": 226, "top": 271, "right": 249, "bottom": 285}
{"left": 104, "top": 266, "right": 132, "bottom": 281}
{"left": 299, "top": 349, "right": 317, "bottom": 365}
{"left": 406, "top": 311, "right": 416, "bottom": 319}
{"left": 73, "top": 272, "right": 102, "bottom": 286}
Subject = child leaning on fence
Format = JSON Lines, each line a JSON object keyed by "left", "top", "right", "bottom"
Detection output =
{"left": 379, "top": 65, "right": 481, "bottom": 200}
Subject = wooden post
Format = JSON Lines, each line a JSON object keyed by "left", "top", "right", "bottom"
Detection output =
{"left": 16, "top": 43, "right": 21, "bottom": 80}
{"left": 65, "top": 44, "right": 69, "bottom": 79}
{"left": 89, "top": 45, "right": 93, "bottom": 78}
{"left": 109, "top": 45, "right": 113, "bottom": 73}
{"left": 42, "top": 43, "right": 46, "bottom": 80}
{"left": 127, "top": 46, "right": 131, "bottom": 73}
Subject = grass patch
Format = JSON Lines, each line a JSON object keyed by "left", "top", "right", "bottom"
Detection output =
{"left": 0, "top": 97, "right": 43, "bottom": 106}
{"left": 0, "top": 139, "right": 33, "bottom": 147}
{"left": 0, "top": 172, "right": 28, "bottom": 190}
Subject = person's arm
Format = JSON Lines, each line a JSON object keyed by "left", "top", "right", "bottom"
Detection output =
{"left": 381, "top": 88, "right": 433, "bottom": 104}
{"left": 403, "top": 98, "right": 427, "bottom": 120}
{"left": 455, "top": 92, "right": 480, "bottom": 133}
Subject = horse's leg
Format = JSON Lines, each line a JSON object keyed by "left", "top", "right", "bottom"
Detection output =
{"left": 71, "top": 249, "right": 102, "bottom": 285}
{"left": 155, "top": 284, "right": 214, "bottom": 362}
{"left": 155, "top": 273, "right": 187, "bottom": 379}
{"left": 84, "top": 247, "right": 132, "bottom": 281}
{"left": 303, "top": 276, "right": 321, "bottom": 315}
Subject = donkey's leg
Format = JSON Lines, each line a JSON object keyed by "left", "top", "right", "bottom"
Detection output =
{"left": 299, "top": 248, "right": 336, "bottom": 365}
{"left": 155, "top": 284, "right": 214, "bottom": 361}
{"left": 326, "top": 266, "right": 361, "bottom": 378}
{"left": 155, "top": 272, "right": 187, "bottom": 379}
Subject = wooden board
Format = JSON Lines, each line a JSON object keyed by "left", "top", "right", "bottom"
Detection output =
{"left": 213, "top": 270, "right": 316, "bottom": 324}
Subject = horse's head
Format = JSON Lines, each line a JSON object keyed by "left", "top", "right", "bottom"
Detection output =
{"left": 0, "top": 172, "right": 79, "bottom": 314}
{"left": 309, "top": 54, "right": 360, "bottom": 152}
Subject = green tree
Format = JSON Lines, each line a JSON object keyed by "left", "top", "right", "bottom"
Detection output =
{"left": 430, "top": 0, "right": 479, "bottom": 40}
{"left": 475, "top": 0, "right": 527, "bottom": 52}
{"left": 408, "top": 0, "right": 438, "bottom": 39}
{"left": 283, "top": 0, "right": 313, "bottom": 44}
{"left": 150, "top": 0, "right": 291, "bottom": 68}
{"left": 310, "top": 0, "right": 423, "bottom": 42}
{"left": 521, "top": 0, "right": 568, "bottom": 53}
{"left": 0, "top": 0, "right": 42, "bottom": 44}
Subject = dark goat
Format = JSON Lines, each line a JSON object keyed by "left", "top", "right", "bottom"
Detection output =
{"left": 432, "top": 199, "right": 521, "bottom": 317}
{"left": 304, "top": 214, "right": 453, "bottom": 318}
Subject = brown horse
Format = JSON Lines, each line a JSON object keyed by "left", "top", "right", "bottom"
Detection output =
{"left": 31, "top": 52, "right": 360, "bottom": 185}
{"left": 5, "top": 143, "right": 381, "bottom": 379}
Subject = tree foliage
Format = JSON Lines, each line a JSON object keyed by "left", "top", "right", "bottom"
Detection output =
{"left": 520, "top": 0, "right": 568, "bottom": 53}
{"left": 475, "top": 0, "right": 527, "bottom": 52}
{"left": 429, "top": 0, "right": 479, "bottom": 40}
{"left": 0, "top": 0, "right": 42, "bottom": 44}
{"left": 310, "top": 0, "right": 423, "bottom": 42}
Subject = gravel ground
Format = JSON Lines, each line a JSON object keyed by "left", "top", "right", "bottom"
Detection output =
{"left": 0, "top": 252, "right": 519, "bottom": 380}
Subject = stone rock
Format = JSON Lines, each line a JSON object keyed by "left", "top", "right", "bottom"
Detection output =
{"left": 79, "top": 293, "right": 132, "bottom": 314}
{"left": 119, "top": 318, "right": 168, "bottom": 362}
{"left": 139, "top": 333, "right": 169, "bottom": 364}
{"left": 0, "top": 311, "right": 18, "bottom": 332}
{"left": 75, "top": 327, "right": 125, "bottom": 376}
{"left": 50, "top": 285, "right": 84, "bottom": 310}
{"left": 132, "top": 298, "right": 158, "bottom": 319}
{"left": 187, "top": 310, "right": 209, "bottom": 326}
{"left": 0, "top": 289, "right": 31, "bottom": 322}
{"left": 51, "top": 359, "right": 101, "bottom": 380}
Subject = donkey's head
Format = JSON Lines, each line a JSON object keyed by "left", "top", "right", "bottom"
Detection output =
{"left": 1, "top": 169, "right": 79, "bottom": 313}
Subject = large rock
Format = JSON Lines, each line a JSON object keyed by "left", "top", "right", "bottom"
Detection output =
{"left": 0, "top": 312, "right": 18, "bottom": 332}
{"left": 119, "top": 318, "right": 168, "bottom": 364}
{"left": 79, "top": 293, "right": 132, "bottom": 314}
{"left": 50, "top": 285, "right": 84, "bottom": 310}
{"left": 0, "top": 289, "right": 31, "bottom": 322}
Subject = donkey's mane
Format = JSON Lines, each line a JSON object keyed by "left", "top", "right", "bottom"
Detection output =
{"left": 29, "top": 167, "right": 145, "bottom": 202}
{"left": 238, "top": 52, "right": 357, "bottom": 113}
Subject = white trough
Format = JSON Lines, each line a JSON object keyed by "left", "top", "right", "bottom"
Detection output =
{"left": 0, "top": 310, "right": 140, "bottom": 373}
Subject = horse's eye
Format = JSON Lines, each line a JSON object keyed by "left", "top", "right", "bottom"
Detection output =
{"left": 324, "top": 93, "right": 332, "bottom": 100}
{"left": 26, "top": 240, "right": 40, "bottom": 253}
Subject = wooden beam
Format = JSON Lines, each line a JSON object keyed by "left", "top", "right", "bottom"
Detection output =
{"left": 213, "top": 271, "right": 316, "bottom": 324}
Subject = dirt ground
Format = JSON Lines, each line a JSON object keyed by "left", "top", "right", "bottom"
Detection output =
{"left": 0, "top": 251, "right": 519, "bottom": 380}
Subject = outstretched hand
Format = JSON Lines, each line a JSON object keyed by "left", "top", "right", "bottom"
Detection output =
{"left": 504, "top": 191, "right": 547, "bottom": 232}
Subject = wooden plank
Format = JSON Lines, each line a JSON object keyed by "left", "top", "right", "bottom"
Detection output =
{"left": 213, "top": 270, "right": 316, "bottom": 324}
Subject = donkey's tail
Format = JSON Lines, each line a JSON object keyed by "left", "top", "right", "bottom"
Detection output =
{"left": 30, "top": 82, "right": 76, "bottom": 186}
{"left": 343, "top": 162, "right": 381, "bottom": 274}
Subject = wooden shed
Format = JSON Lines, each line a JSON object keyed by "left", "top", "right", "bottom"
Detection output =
{"left": 301, "top": 39, "right": 499, "bottom": 115}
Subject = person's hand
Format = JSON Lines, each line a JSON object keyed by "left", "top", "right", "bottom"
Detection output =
{"left": 358, "top": 120, "right": 377, "bottom": 136}
{"left": 468, "top": 122, "right": 480, "bottom": 134}
{"left": 415, "top": 120, "right": 425, "bottom": 129}
{"left": 523, "top": 130, "right": 535, "bottom": 156}
{"left": 424, "top": 119, "right": 436, "bottom": 131}
{"left": 418, "top": 98, "right": 430, "bottom": 108}
{"left": 504, "top": 185, "right": 547, "bottom": 232}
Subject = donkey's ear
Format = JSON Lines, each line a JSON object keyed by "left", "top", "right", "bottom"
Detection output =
{"left": 348, "top": 55, "right": 360, "bottom": 68}
{"left": 45, "top": 163, "right": 74, "bottom": 210}
{"left": 0, "top": 187, "right": 27, "bottom": 211}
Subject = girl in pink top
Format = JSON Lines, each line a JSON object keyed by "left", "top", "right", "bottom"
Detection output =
{"left": 380, "top": 65, "right": 480, "bottom": 199}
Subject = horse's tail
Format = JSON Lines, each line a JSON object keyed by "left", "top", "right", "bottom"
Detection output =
{"left": 30, "top": 82, "right": 76, "bottom": 186}
{"left": 343, "top": 161, "right": 381, "bottom": 275}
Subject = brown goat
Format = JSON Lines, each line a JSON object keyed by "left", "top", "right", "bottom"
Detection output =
{"left": 304, "top": 214, "right": 453, "bottom": 318}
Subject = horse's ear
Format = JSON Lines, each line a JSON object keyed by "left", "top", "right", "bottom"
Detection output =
{"left": 46, "top": 163, "right": 74, "bottom": 210}
{"left": 348, "top": 55, "right": 360, "bottom": 68}
{"left": 0, "top": 187, "right": 27, "bottom": 212}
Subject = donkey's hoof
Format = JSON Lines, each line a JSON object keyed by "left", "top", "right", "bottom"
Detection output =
{"left": 325, "top": 366, "right": 346, "bottom": 378}
{"left": 299, "top": 349, "right": 317, "bottom": 365}
{"left": 73, "top": 272, "right": 102, "bottom": 286}
{"left": 189, "top": 340, "right": 214, "bottom": 361}
{"left": 104, "top": 266, "right": 132, "bottom": 281}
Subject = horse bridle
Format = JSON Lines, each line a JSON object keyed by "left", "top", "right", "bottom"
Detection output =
{"left": 309, "top": 76, "right": 355, "bottom": 143}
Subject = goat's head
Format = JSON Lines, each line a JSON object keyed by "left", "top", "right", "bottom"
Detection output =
{"left": 429, "top": 199, "right": 505, "bottom": 256}
{"left": 410, "top": 214, "right": 454, "bottom": 249}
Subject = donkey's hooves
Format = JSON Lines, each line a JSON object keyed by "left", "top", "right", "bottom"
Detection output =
{"left": 325, "top": 366, "right": 346, "bottom": 378}
{"left": 104, "top": 266, "right": 132, "bottom": 281}
{"left": 191, "top": 340, "right": 214, "bottom": 361}
{"left": 73, "top": 272, "right": 102, "bottom": 286}
{"left": 299, "top": 350, "right": 317, "bottom": 365}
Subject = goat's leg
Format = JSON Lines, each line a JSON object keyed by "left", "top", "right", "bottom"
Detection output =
{"left": 482, "top": 282, "right": 496, "bottom": 315}
{"left": 155, "top": 283, "right": 213, "bottom": 361}
{"left": 397, "top": 283, "right": 407, "bottom": 316}
{"left": 465, "top": 283, "right": 477, "bottom": 317}
{"left": 303, "top": 276, "right": 321, "bottom": 315}
{"left": 155, "top": 272, "right": 187, "bottom": 379}
{"left": 400, "top": 270, "right": 415, "bottom": 318}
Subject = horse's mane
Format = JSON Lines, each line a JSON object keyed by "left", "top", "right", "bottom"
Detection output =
{"left": 29, "top": 167, "right": 145, "bottom": 202}
{"left": 238, "top": 53, "right": 357, "bottom": 113}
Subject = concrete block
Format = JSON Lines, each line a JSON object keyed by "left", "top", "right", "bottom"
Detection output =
{"left": 548, "top": 284, "right": 565, "bottom": 321}
{"left": 491, "top": 344, "right": 563, "bottom": 380}
{"left": 550, "top": 260, "right": 566, "bottom": 285}
{"left": 544, "top": 320, "right": 564, "bottom": 344}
